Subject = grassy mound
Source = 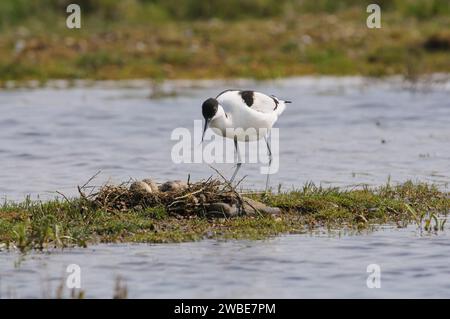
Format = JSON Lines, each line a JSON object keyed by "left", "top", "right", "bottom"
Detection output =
{"left": 0, "top": 181, "right": 448, "bottom": 252}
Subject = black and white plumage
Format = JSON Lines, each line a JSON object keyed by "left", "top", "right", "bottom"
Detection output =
{"left": 201, "top": 89, "right": 291, "bottom": 189}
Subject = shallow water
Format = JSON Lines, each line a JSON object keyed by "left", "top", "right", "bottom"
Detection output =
{"left": 1, "top": 77, "right": 449, "bottom": 201}
{"left": 0, "top": 77, "right": 449, "bottom": 298}
{"left": 1, "top": 223, "right": 450, "bottom": 298}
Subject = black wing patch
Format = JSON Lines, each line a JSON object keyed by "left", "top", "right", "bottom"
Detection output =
{"left": 239, "top": 90, "right": 254, "bottom": 107}
{"left": 271, "top": 96, "right": 279, "bottom": 110}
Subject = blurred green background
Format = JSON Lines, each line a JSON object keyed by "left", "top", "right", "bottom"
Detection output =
{"left": 1, "top": 0, "right": 449, "bottom": 23}
{"left": 0, "top": 0, "right": 449, "bottom": 84}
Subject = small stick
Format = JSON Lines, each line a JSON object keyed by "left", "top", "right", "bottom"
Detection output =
{"left": 167, "top": 200, "right": 185, "bottom": 209}
{"left": 77, "top": 185, "right": 88, "bottom": 200}
{"left": 173, "top": 187, "right": 205, "bottom": 200}
{"left": 80, "top": 170, "right": 102, "bottom": 190}
{"left": 208, "top": 165, "right": 263, "bottom": 217}
{"left": 56, "top": 191, "right": 71, "bottom": 204}
{"left": 208, "top": 165, "right": 234, "bottom": 191}
{"left": 235, "top": 175, "right": 248, "bottom": 189}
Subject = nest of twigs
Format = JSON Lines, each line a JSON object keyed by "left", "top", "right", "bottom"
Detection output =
{"left": 81, "top": 177, "right": 246, "bottom": 217}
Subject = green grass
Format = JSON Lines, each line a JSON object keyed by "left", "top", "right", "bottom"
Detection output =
{"left": 1, "top": 181, "right": 448, "bottom": 252}
{"left": 1, "top": 0, "right": 449, "bottom": 24}
{"left": 0, "top": 1, "right": 449, "bottom": 84}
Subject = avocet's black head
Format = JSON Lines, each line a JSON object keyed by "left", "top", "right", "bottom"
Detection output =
{"left": 202, "top": 98, "right": 218, "bottom": 120}
{"left": 201, "top": 98, "right": 218, "bottom": 142}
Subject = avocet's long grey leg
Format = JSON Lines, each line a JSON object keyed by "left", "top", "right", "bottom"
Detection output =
{"left": 230, "top": 136, "right": 242, "bottom": 184}
{"left": 264, "top": 132, "right": 272, "bottom": 192}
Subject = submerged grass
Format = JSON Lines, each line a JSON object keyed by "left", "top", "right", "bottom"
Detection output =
{"left": 0, "top": 181, "right": 448, "bottom": 252}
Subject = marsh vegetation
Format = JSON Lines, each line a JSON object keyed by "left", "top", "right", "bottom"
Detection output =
{"left": 0, "top": 0, "right": 449, "bottom": 85}
{"left": 0, "top": 180, "right": 448, "bottom": 252}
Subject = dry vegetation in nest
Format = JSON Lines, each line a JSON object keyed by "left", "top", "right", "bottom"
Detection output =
{"left": 82, "top": 175, "right": 268, "bottom": 218}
